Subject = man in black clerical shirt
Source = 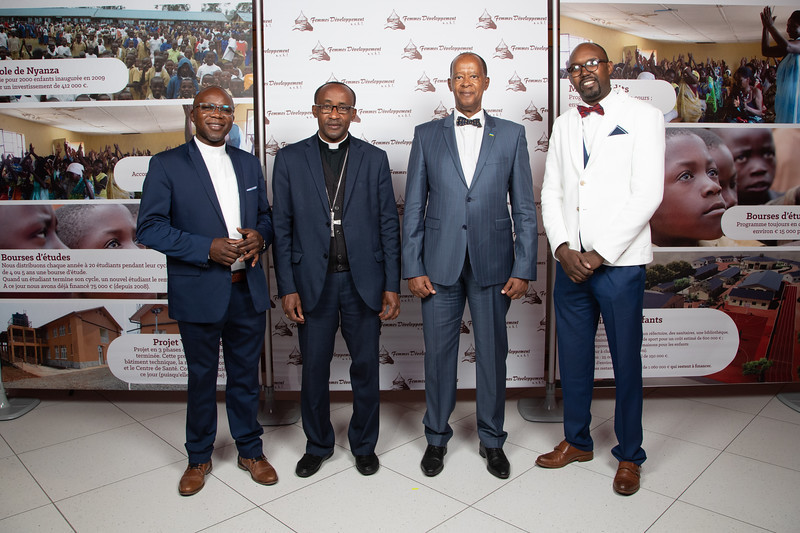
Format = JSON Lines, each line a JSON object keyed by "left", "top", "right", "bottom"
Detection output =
{"left": 272, "top": 82, "right": 401, "bottom": 478}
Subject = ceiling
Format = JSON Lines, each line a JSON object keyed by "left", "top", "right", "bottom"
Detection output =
{"left": 0, "top": 99, "right": 252, "bottom": 136}
{"left": 0, "top": 100, "right": 189, "bottom": 135}
{"left": 561, "top": 3, "right": 798, "bottom": 44}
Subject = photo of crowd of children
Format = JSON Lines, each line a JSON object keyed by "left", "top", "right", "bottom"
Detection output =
{"left": 0, "top": 4, "right": 254, "bottom": 103}
{"left": 562, "top": 5, "right": 799, "bottom": 124}
{"left": 2, "top": 142, "right": 135, "bottom": 201}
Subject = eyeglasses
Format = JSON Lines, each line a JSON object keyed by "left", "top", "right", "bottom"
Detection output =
{"left": 567, "top": 59, "right": 609, "bottom": 75}
{"left": 313, "top": 104, "right": 354, "bottom": 114}
{"left": 193, "top": 103, "right": 234, "bottom": 116}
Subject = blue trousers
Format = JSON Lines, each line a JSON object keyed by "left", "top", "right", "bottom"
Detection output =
{"left": 298, "top": 271, "right": 381, "bottom": 456}
{"left": 422, "top": 257, "right": 511, "bottom": 448}
{"left": 554, "top": 263, "right": 647, "bottom": 465}
{"left": 178, "top": 281, "right": 265, "bottom": 464}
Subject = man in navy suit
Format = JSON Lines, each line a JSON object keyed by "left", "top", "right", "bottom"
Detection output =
{"left": 272, "top": 82, "right": 401, "bottom": 478}
{"left": 538, "top": 42, "right": 664, "bottom": 495}
{"left": 403, "top": 53, "right": 538, "bottom": 479}
{"left": 137, "top": 86, "right": 277, "bottom": 496}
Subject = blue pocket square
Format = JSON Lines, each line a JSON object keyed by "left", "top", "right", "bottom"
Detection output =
{"left": 246, "top": 186, "right": 258, "bottom": 191}
{"left": 609, "top": 126, "right": 628, "bottom": 136}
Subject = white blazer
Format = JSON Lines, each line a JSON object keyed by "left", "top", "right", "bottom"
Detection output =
{"left": 541, "top": 89, "right": 665, "bottom": 266}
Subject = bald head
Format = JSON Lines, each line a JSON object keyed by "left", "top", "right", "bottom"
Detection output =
{"left": 192, "top": 86, "right": 235, "bottom": 147}
{"left": 567, "top": 42, "right": 613, "bottom": 105}
{"left": 568, "top": 42, "right": 609, "bottom": 65}
{"left": 193, "top": 85, "right": 233, "bottom": 108}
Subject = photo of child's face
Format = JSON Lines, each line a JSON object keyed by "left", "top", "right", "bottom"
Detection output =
{"left": 708, "top": 143, "right": 738, "bottom": 208}
{"left": 74, "top": 204, "right": 143, "bottom": 250}
{"left": 55, "top": 204, "right": 143, "bottom": 250}
{"left": 0, "top": 205, "right": 68, "bottom": 249}
{"left": 716, "top": 128, "right": 776, "bottom": 205}
{"left": 651, "top": 133, "right": 725, "bottom": 246}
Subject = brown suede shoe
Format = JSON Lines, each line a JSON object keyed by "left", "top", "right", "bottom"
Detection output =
{"left": 238, "top": 455, "right": 278, "bottom": 485}
{"left": 535, "top": 440, "right": 593, "bottom": 468}
{"left": 178, "top": 460, "right": 212, "bottom": 496}
{"left": 613, "top": 461, "right": 641, "bottom": 495}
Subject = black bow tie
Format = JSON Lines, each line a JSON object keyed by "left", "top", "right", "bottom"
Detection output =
{"left": 456, "top": 116, "right": 482, "bottom": 127}
{"left": 577, "top": 103, "right": 604, "bottom": 118}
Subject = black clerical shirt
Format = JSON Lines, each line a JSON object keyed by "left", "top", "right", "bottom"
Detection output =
{"left": 318, "top": 135, "right": 350, "bottom": 272}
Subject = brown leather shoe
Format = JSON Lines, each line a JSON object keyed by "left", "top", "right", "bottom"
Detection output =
{"left": 238, "top": 455, "right": 278, "bottom": 485}
{"left": 178, "top": 460, "right": 212, "bottom": 496}
{"left": 535, "top": 440, "right": 593, "bottom": 468}
{"left": 613, "top": 461, "right": 641, "bottom": 495}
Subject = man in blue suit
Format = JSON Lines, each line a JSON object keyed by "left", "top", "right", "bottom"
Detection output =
{"left": 272, "top": 82, "right": 401, "bottom": 478}
{"left": 137, "top": 86, "right": 277, "bottom": 496}
{"left": 403, "top": 53, "right": 538, "bottom": 479}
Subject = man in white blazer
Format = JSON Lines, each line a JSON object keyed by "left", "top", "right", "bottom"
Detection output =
{"left": 537, "top": 42, "right": 664, "bottom": 496}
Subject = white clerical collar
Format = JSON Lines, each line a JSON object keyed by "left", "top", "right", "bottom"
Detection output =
{"left": 194, "top": 136, "right": 227, "bottom": 156}
{"left": 318, "top": 132, "right": 349, "bottom": 150}
{"left": 454, "top": 109, "right": 485, "bottom": 123}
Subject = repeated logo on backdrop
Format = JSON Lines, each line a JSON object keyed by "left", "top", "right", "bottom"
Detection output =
{"left": 265, "top": 2, "right": 549, "bottom": 391}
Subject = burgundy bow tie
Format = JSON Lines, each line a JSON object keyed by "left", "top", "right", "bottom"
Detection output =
{"left": 577, "top": 103, "right": 604, "bottom": 118}
{"left": 456, "top": 116, "right": 482, "bottom": 127}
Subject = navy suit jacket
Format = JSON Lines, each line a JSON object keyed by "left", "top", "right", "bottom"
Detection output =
{"left": 403, "top": 113, "right": 538, "bottom": 287}
{"left": 272, "top": 135, "right": 400, "bottom": 314}
{"left": 137, "top": 139, "right": 272, "bottom": 323}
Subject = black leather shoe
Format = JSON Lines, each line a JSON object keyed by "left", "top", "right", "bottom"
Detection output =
{"left": 421, "top": 444, "right": 447, "bottom": 477}
{"left": 354, "top": 453, "right": 380, "bottom": 476}
{"left": 295, "top": 451, "right": 333, "bottom": 478}
{"left": 479, "top": 443, "right": 510, "bottom": 479}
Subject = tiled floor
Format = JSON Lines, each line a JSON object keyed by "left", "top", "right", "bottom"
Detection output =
{"left": 1, "top": 383, "right": 799, "bottom": 532}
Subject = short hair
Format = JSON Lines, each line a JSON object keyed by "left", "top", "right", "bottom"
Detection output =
{"left": 694, "top": 128, "right": 726, "bottom": 149}
{"left": 665, "top": 127, "right": 702, "bottom": 143}
{"left": 449, "top": 52, "right": 488, "bottom": 78}
{"left": 55, "top": 205, "right": 93, "bottom": 248}
{"left": 736, "top": 66, "right": 754, "bottom": 82}
{"left": 313, "top": 81, "right": 357, "bottom": 107}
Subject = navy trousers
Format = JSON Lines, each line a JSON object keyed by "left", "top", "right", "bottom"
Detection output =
{"left": 298, "top": 271, "right": 381, "bottom": 456}
{"left": 178, "top": 281, "right": 265, "bottom": 464}
{"left": 554, "top": 262, "right": 647, "bottom": 465}
{"left": 422, "top": 256, "right": 511, "bottom": 448}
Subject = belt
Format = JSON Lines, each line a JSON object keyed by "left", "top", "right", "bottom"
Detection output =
{"left": 231, "top": 270, "right": 246, "bottom": 284}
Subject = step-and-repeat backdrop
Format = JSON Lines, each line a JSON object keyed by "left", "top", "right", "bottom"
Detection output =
{"left": 1, "top": 0, "right": 798, "bottom": 390}
{"left": 261, "top": 0, "right": 549, "bottom": 391}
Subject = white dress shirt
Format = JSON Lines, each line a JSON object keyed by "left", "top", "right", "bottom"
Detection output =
{"left": 194, "top": 137, "right": 244, "bottom": 271}
{"left": 580, "top": 90, "right": 620, "bottom": 158}
{"left": 453, "top": 109, "right": 485, "bottom": 188}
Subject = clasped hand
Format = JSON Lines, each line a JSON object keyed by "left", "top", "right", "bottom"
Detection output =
{"left": 209, "top": 227, "right": 263, "bottom": 267}
{"left": 555, "top": 244, "right": 604, "bottom": 284}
